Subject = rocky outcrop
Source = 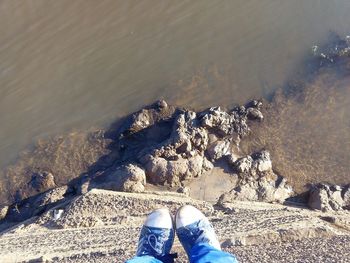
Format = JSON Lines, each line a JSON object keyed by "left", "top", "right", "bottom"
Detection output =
{"left": 308, "top": 183, "right": 350, "bottom": 212}
{"left": 119, "top": 100, "right": 264, "bottom": 187}
{"left": 218, "top": 150, "right": 293, "bottom": 204}
{"left": 0, "top": 100, "right": 267, "bottom": 224}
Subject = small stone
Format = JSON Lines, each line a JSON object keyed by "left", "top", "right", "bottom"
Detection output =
{"left": 53, "top": 209, "right": 64, "bottom": 220}
{"left": 177, "top": 186, "right": 190, "bottom": 196}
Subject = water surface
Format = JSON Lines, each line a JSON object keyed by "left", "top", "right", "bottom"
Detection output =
{"left": 1, "top": 1, "right": 350, "bottom": 199}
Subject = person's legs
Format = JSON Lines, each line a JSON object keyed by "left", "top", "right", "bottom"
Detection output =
{"left": 176, "top": 205, "right": 238, "bottom": 263}
{"left": 126, "top": 208, "right": 176, "bottom": 263}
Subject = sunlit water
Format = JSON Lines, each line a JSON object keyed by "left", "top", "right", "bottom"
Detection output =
{"left": 1, "top": 1, "right": 350, "bottom": 203}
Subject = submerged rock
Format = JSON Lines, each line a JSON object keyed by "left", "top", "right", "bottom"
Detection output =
{"left": 29, "top": 172, "right": 56, "bottom": 193}
{"left": 246, "top": 107, "right": 263, "bottom": 121}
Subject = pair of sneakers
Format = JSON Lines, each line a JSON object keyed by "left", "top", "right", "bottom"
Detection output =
{"left": 136, "top": 205, "right": 221, "bottom": 261}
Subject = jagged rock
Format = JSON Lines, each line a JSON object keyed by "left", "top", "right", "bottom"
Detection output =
{"left": 29, "top": 172, "right": 56, "bottom": 193}
{"left": 235, "top": 156, "right": 254, "bottom": 174}
{"left": 206, "top": 139, "right": 231, "bottom": 161}
{"left": 219, "top": 150, "right": 293, "bottom": 204}
{"left": 273, "top": 178, "right": 294, "bottom": 203}
{"left": 116, "top": 101, "right": 263, "bottom": 188}
{"left": 127, "top": 109, "right": 152, "bottom": 134}
{"left": 252, "top": 151, "right": 272, "bottom": 172}
{"left": 201, "top": 107, "right": 234, "bottom": 136}
{"left": 231, "top": 150, "right": 273, "bottom": 182}
{"left": 200, "top": 106, "right": 254, "bottom": 137}
{"left": 0, "top": 206, "right": 8, "bottom": 221}
{"left": 308, "top": 184, "right": 345, "bottom": 212}
{"left": 119, "top": 100, "right": 175, "bottom": 137}
{"left": 91, "top": 164, "right": 146, "bottom": 193}
{"left": 343, "top": 185, "right": 350, "bottom": 209}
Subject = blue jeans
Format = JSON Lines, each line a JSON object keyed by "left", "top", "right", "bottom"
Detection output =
{"left": 126, "top": 243, "right": 238, "bottom": 263}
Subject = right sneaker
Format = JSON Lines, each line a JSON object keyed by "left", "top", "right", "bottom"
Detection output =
{"left": 136, "top": 208, "right": 175, "bottom": 260}
{"left": 175, "top": 205, "right": 221, "bottom": 256}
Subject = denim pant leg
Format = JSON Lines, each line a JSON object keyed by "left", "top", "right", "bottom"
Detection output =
{"left": 189, "top": 243, "right": 238, "bottom": 263}
{"left": 125, "top": 255, "right": 163, "bottom": 263}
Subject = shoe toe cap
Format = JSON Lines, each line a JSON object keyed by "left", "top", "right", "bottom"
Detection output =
{"left": 176, "top": 205, "right": 206, "bottom": 228}
{"left": 145, "top": 208, "right": 173, "bottom": 229}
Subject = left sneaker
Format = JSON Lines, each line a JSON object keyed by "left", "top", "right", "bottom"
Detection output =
{"left": 136, "top": 208, "right": 175, "bottom": 260}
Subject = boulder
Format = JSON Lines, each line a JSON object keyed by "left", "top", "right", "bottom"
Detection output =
{"left": 118, "top": 100, "right": 175, "bottom": 137}
{"left": 206, "top": 139, "right": 231, "bottom": 161}
{"left": 120, "top": 165, "right": 146, "bottom": 193}
{"left": 145, "top": 155, "right": 207, "bottom": 186}
{"left": 92, "top": 164, "right": 146, "bottom": 193}
{"left": 219, "top": 150, "right": 293, "bottom": 204}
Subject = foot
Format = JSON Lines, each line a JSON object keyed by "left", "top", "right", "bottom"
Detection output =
{"left": 175, "top": 205, "right": 221, "bottom": 256}
{"left": 136, "top": 208, "right": 175, "bottom": 258}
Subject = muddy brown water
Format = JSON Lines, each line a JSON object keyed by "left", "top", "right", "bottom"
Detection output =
{"left": 1, "top": 1, "right": 350, "bottom": 204}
